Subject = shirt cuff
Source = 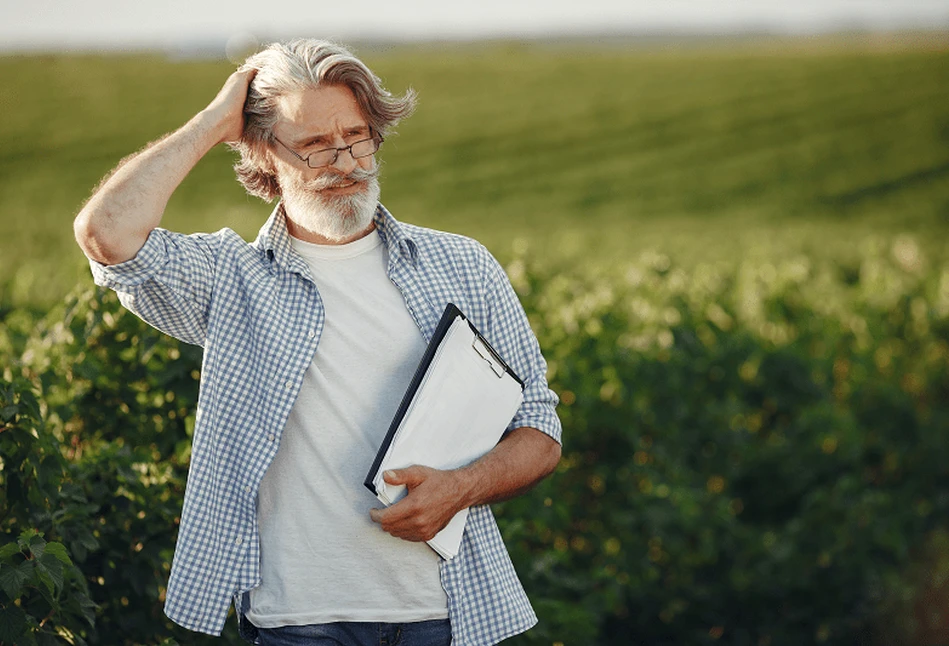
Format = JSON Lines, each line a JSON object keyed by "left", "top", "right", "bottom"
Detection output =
{"left": 88, "top": 228, "right": 170, "bottom": 290}
{"left": 509, "top": 404, "right": 563, "bottom": 445}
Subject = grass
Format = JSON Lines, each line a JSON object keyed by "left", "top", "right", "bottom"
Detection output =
{"left": 1, "top": 34, "right": 948, "bottom": 308}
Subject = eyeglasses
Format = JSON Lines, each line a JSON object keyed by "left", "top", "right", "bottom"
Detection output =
{"left": 273, "top": 129, "right": 383, "bottom": 169}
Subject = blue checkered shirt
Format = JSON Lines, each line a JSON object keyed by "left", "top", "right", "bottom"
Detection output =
{"left": 88, "top": 204, "right": 562, "bottom": 646}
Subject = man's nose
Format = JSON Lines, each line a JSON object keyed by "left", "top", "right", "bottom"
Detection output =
{"left": 331, "top": 146, "right": 358, "bottom": 174}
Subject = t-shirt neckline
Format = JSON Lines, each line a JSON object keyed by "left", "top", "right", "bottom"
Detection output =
{"left": 289, "top": 229, "right": 382, "bottom": 261}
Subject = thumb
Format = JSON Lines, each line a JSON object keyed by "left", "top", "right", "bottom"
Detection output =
{"left": 383, "top": 466, "right": 424, "bottom": 487}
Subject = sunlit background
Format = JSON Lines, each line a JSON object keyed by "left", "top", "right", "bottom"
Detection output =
{"left": 2, "top": 2, "right": 949, "bottom": 645}
{"left": 4, "top": 1, "right": 948, "bottom": 51}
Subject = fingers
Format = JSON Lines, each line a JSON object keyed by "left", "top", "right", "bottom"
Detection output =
{"left": 371, "top": 468, "right": 435, "bottom": 540}
{"left": 206, "top": 68, "right": 258, "bottom": 145}
{"left": 232, "top": 67, "right": 258, "bottom": 88}
{"left": 213, "top": 69, "right": 256, "bottom": 109}
{"left": 369, "top": 466, "right": 462, "bottom": 542}
{"left": 383, "top": 466, "right": 426, "bottom": 487}
{"left": 370, "top": 503, "right": 441, "bottom": 542}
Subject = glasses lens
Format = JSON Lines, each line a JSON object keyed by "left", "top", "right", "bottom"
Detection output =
{"left": 306, "top": 149, "right": 337, "bottom": 168}
{"left": 351, "top": 138, "right": 380, "bottom": 159}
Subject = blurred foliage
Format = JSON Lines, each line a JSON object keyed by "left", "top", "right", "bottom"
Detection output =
{"left": 0, "top": 375, "right": 94, "bottom": 646}
{"left": 1, "top": 233, "right": 948, "bottom": 644}
{"left": 2, "top": 37, "right": 949, "bottom": 309}
{"left": 499, "top": 235, "right": 949, "bottom": 645}
{"left": 2, "top": 290, "right": 235, "bottom": 645}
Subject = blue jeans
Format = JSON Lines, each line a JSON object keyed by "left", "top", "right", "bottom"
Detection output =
{"left": 254, "top": 619, "right": 452, "bottom": 646}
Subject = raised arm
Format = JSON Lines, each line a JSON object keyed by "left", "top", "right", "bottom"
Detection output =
{"left": 73, "top": 69, "right": 255, "bottom": 266}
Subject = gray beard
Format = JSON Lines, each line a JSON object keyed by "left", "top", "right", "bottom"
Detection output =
{"left": 281, "top": 175, "right": 381, "bottom": 243}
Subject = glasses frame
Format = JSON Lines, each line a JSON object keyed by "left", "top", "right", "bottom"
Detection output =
{"left": 273, "top": 128, "right": 383, "bottom": 169}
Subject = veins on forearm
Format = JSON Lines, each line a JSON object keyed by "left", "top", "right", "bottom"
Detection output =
{"left": 457, "top": 427, "right": 561, "bottom": 508}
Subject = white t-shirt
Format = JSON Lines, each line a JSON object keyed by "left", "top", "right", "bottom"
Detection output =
{"left": 247, "top": 229, "right": 448, "bottom": 628}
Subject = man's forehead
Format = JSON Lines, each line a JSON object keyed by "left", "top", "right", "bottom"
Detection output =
{"left": 273, "top": 84, "right": 369, "bottom": 141}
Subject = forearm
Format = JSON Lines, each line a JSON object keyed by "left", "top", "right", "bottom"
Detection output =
{"left": 455, "top": 426, "right": 561, "bottom": 508}
{"left": 73, "top": 111, "right": 225, "bottom": 265}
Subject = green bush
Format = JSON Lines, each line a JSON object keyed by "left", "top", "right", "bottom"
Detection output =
{"left": 1, "top": 235, "right": 947, "bottom": 644}
{"left": 0, "top": 377, "right": 95, "bottom": 646}
{"left": 3, "top": 290, "right": 239, "bottom": 645}
{"left": 499, "top": 238, "right": 949, "bottom": 645}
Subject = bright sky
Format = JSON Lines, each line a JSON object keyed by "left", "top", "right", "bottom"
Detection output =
{"left": 3, "top": 0, "right": 948, "bottom": 52}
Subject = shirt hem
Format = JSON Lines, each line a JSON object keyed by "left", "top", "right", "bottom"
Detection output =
{"left": 245, "top": 607, "right": 450, "bottom": 629}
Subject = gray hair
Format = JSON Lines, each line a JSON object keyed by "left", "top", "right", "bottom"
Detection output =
{"left": 229, "top": 39, "right": 417, "bottom": 201}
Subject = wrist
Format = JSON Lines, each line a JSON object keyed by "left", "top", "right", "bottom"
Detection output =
{"left": 192, "top": 107, "right": 237, "bottom": 147}
{"left": 453, "top": 463, "right": 485, "bottom": 510}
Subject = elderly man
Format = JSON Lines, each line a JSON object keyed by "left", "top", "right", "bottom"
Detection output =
{"left": 73, "top": 39, "right": 561, "bottom": 646}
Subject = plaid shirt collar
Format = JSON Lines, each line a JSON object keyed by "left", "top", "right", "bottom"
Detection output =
{"left": 255, "top": 202, "right": 419, "bottom": 274}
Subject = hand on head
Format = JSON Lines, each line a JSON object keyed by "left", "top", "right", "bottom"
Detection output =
{"left": 205, "top": 68, "right": 258, "bottom": 145}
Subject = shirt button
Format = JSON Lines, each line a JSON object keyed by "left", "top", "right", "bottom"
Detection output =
{"left": 307, "top": 331, "right": 316, "bottom": 339}
{"left": 284, "top": 381, "right": 293, "bottom": 390}
{"left": 267, "top": 434, "right": 275, "bottom": 442}
{"left": 235, "top": 537, "right": 243, "bottom": 545}
{"left": 244, "top": 485, "right": 252, "bottom": 494}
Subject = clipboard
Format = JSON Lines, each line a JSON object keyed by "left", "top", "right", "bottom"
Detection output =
{"left": 364, "top": 303, "right": 525, "bottom": 559}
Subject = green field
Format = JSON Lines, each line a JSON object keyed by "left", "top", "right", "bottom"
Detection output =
{"left": 1, "top": 34, "right": 948, "bottom": 309}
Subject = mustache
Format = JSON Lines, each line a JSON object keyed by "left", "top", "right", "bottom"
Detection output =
{"left": 304, "top": 166, "right": 380, "bottom": 192}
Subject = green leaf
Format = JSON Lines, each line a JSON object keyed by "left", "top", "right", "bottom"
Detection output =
{"left": 42, "top": 542, "right": 72, "bottom": 567}
{"left": 28, "top": 534, "right": 47, "bottom": 561}
{"left": 38, "top": 553, "right": 65, "bottom": 592}
{"left": 0, "top": 404, "right": 17, "bottom": 421}
{"left": 33, "top": 560, "right": 55, "bottom": 597}
{"left": 77, "top": 592, "right": 97, "bottom": 626}
{"left": 0, "top": 560, "right": 32, "bottom": 600}
{"left": 0, "top": 604, "right": 28, "bottom": 644}
{"left": 76, "top": 531, "right": 99, "bottom": 552}
{"left": 0, "top": 542, "right": 21, "bottom": 561}
{"left": 17, "top": 529, "right": 42, "bottom": 551}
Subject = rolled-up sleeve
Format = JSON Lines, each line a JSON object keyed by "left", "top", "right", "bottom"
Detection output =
{"left": 481, "top": 252, "right": 562, "bottom": 444}
{"left": 88, "top": 227, "right": 221, "bottom": 347}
